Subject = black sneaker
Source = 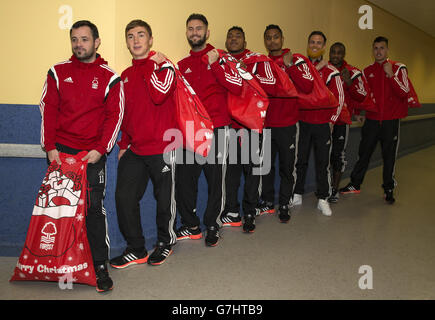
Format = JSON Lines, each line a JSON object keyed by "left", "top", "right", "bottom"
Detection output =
{"left": 109, "top": 248, "right": 148, "bottom": 269}
{"left": 221, "top": 212, "right": 242, "bottom": 227}
{"left": 384, "top": 189, "right": 395, "bottom": 204}
{"left": 328, "top": 189, "right": 339, "bottom": 203}
{"left": 176, "top": 225, "right": 203, "bottom": 240}
{"left": 339, "top": 183, "right": 361, "bottom": 194}
{"left": 148, "top": 242, "right": 173, "bottom": 266}
{"left": 242, "top": 214, "right": 256, "bottom": 233}
{"left": 256, "top": 201, "right": 275, "bottom": 216}
{"left": 205, "top": 226, "right": 220, "bottom": 247}
{"left": 95, "top": 263, "right": 113, "bottom": 293}
{"left": 278, "top": 205, "right": 291, "bottom": 223}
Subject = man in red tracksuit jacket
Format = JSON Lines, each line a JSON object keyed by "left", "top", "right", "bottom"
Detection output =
{"left": 221, "top": 26, "right": 280, "bottom": 232}
{"left": 340, "top": 36, "right": 410, "bottom": 204}
{"left": 328, "top": 42, "right": 369, "bottom": 203}
{"left": 293, "top": 31, "right": 344, "bottom": 217}
{"left": 109, "top": 20, "right": 179, "bottom": 270}
{"left": 176, "top": 14, "right": 243, "bottom": 246}
{"left": 258, "top": 24, "right": 315, "bottom": 222}
{"left": 40, "top": 20, "right": 124, "bottom": 292}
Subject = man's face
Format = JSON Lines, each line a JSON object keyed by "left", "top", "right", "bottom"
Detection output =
{"left": 264, "top": 28, "right": 283, "bottom": 53}
{"left": 186, "top": 19, "right": 209, "bottom": 50}
{"left": 126, "top": 26, "right": 153, "bottom": 60}
{"left": 225, "top": 29, "right": 246, "bottom": 54}
{"left": 329, "top": 45, "right": 345, "bottom": 67}
{"left": 373, "top": 41, "right": 388, "bottom": 62}
{"left": 70, "top": 26, "right": 100, "bottom": 63}
{"left": 308, "top": 34, "right": 326, "bottom": 57}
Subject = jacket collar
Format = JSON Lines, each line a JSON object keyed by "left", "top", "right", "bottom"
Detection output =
{"left": 189, "top": 43, "right": 215, "bottom": 57}
{"left": 70, "top": 54, "right": 105, "bottom": 68}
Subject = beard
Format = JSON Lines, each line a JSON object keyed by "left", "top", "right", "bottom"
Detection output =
{"left": 307, "top": 48, "right": 325, "bottom": 60}
{"left": 72, "top": 47, "right": 96, "bottom": 62}
{"left": 188, "top": 33, "right": 207, "bottom": 49}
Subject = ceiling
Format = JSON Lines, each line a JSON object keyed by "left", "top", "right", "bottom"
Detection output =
{"left": 368, "top": 0, "right": 435, "bottom": 38}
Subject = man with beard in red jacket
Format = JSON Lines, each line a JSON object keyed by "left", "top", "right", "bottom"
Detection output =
{"left": 258, "top": 24, "right": 315, "bottom": 221}
{"left": 109, "top": 20, "right": 178, "bottom": 270}
{"left": 40, "top": 20, "right": 124, "bottom": 292}
{"left": 340, "top": 36, "right": 410, "bottom": 204}
{"left": 293, "top": 31, "right": 345, "bottom": 217}
{"left": 176, "top": 14, "right": 243, "bottom": 246}
{"left": 327, "top": 42, "right": 369, "bottom": 203}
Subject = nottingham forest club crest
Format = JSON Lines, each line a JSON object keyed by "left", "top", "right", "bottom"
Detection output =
{"left": 40, "top": 222, "right": 57, "bottom": 251}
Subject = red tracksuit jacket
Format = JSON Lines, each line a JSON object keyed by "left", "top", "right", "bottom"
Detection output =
{"left": 266, "top": 49, "right": 314, "bottom": 127}
{"left": 363, "top": 59, "right": 410, "bottom": 120}
{"left": 117, "top": 52, "right": 179, "bottom": 155}
{"left": 177, "top": 44, "right": 243, "bottom": 128}
{"left": 299, "top": 59, "right": 343, "bottom": 124}
{"left": 232, "top": 49, "right": 278, "bottom": 96}
{"left": 40, "top": 54, "right": 124, "bottom": 155}
{"left": 334, "top": 60, "right": 369, "bottom": 121}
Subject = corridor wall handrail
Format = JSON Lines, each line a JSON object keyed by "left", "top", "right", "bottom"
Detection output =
{"left": 1, "top": 113, "right": 435, "bottom": 158}
{"left": 350, "top": 113, "right": 435, "bottom": 128}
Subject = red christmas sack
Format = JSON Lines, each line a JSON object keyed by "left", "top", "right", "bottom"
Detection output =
{"left": 210, "top": 50, "right": 269, "bottom": 133}
{"left": 174, "top": 66, "right": 214, "bottom": 158}
{"left": 293, "top": 53, "right": 338, "bottom": 110}
{"left": 242, "top": 52, "right": 299, "bottom": 98}
{"left": 10, "top": 151, "right": 96, "bottom": 287}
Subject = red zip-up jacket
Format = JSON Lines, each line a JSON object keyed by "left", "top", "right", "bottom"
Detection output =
{"left": 40, "top": 54, "right": 124, "bottom": 155}
{"left": 363, "top": 59, "right": 410, "bottom": 120}
{"left": 117, "top": 52, "right": 179, "bottom": 155}
{"left": 333, "top": 60, "right": 368, "bottom": 121}
{"left": 267, "top": 49, "right": 314, "bottom": 127}
{"left": 177, "top": 43, "right": 243, "bottom": 128}
{"left": 299, "top": 59, "right": 343, "bottom": 124}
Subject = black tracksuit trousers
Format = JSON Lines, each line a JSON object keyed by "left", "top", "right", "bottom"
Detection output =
{"left": 261, "top": 124, "right": 298, "bottom": 207}
{"left": 224, "top": 128, "right": 262, "bottom": 217}
{"left": 175, "top": 126, "right": 230, "bottom": 229}
{"left": 350, "top": 118, "right": 400, "bottom": 191}
{"left": 330, "top": 124, "right": 349, "bottom": 173}
{"left": 115, "top": 149, "right": 177, "bottom": 250}
{"left": 294, "top": 121, "right": 332, "bottom": 200}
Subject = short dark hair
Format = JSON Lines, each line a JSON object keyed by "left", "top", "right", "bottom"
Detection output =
{"left": 186, "top": 13, "right": 208, "bottom": 27}
{"left": 373, "top": 36, "right": 388, "bottom": 47}
{"left": 125, "top": 19, "right": 152, "bottom": 38}
{"left": 308, "top": 30, "right": 327, "bottom": 43}
{"left": 227, "top": 26, "right": 245, "bottom": 39}
{"left": 70, "top": 20, "right": 99, "bottom": 40}
{"left": 330, "top": 42, "right": 346, "bottom": 54}
{"left": 264, "top": 24, "right": 282, "bottom": 37}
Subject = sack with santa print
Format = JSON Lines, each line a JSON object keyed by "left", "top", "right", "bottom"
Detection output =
{"left": 10, "top": 151, "right": 96, "bottom": 288}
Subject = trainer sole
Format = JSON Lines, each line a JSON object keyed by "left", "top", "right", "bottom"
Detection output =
{"left": 205, "top": 239, "right": 219, "bottom": 247}
{"left": 96, "top": 285, "right": 113, "bottom": 293}
{"left": 340, "top": 190, "right": 361, "bottom": 195}
{"left": 222, "top": 222, "right": 242, "bottom": 227}
{"left": 176, "top": 233, "right": 203, "bottom": 241}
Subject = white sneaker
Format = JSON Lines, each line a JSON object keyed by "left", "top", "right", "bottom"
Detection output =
{"left": 291, "top": 194, "right": 302, "bottom": 206}
{"left": 317, "top": 199, "right": 332, "bottom": 216}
